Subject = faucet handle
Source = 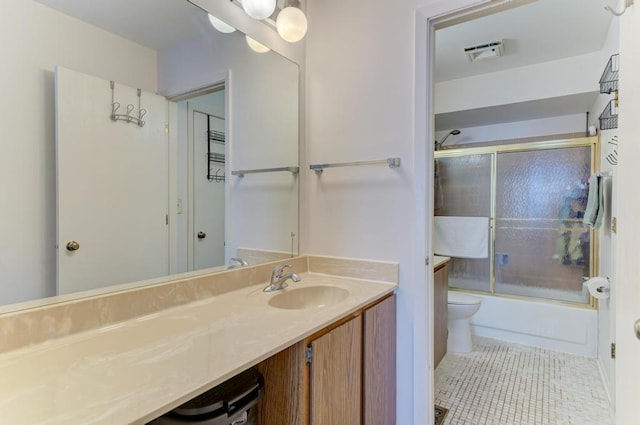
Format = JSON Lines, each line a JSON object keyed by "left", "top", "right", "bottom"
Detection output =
{"left": 231, "top": 257, "right": 249, "bottom": 266}
{"left": 273, "top": 263, "right": 292, "bottom": 276}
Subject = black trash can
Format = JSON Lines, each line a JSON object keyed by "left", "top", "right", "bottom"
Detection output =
{"left": 149, "top": 368, "right": 263, "bottom": 425}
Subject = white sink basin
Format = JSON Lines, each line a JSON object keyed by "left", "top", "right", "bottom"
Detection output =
{"left": 268, "top": 285, "right": 350, "bottom": 310}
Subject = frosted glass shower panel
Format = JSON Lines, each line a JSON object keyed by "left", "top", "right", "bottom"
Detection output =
{"left": 435, "top": 154, "right": 491, "bottom": 292}
{"left": 494, "top": 147, "right": 591, "bottom": 303}
{"left": 435, "top": 154, "right": 492, "bottom": 216}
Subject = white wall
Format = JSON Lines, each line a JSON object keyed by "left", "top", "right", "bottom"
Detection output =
{"left": 0, "top": 1, "right": 157, "bottom": 306}
{"left": 305, "top": 0, "right": 420, "bottom": 423}
{"left": 435, "top": 113, "right": 586, "bottom": 146}
{"left": 159, "top": 33, "right": 299, "bottom": 260}
{"left": 435, "top": 52, "right": 602, "bottom": 114}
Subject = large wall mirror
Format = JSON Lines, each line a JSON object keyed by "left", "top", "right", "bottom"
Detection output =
{"left": 0, "top": 0, "right": 299, "bottom": 311}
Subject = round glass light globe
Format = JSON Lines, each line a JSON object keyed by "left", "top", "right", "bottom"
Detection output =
{"left": 245, "top": 35, "right": 270, "bottom": 53}
{"left": 242, "top": 0, "right": 276, "bottom": 20}
{"left": 276, "top": 7, "right": 308, "bottom": 42}
{"left": 208, "top": 14, "right": 236, "bottom": 33}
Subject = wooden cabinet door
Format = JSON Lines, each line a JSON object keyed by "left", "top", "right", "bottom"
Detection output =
{"left": 363, "top": 294, "right": 396, "bottom": 424}
{"left": 310, "top": 316, "right": 362, "bottom": 425}
{"left": 254, "top": 341, "right": 307, "bottom": 425}
{"left": 434, "top": 265, "right": 448, "bottom": 368}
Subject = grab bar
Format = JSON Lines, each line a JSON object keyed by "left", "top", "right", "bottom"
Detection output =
{"left": 310, "top": 157, "right": 401, "bottom": 174}
{"left": 232, "top": 166, "right": 299, "bottom": 177}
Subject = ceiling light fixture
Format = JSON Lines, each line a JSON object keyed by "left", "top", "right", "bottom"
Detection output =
{"left": 208, "top": 14, "right": 236, "bottom": 33}
{"left": 209, "top": 0, "right": 308, "bottom": 52}
{"left": 242, "top": 0, "right": 277, "bottom": 20}
{"left": 276, "top": 1, "right": 308, "bottom": 43}
{"left": 245, "top": 35, "right": 271, "bottom": 53}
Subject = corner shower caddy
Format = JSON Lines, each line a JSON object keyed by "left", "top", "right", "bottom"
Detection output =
{"left": 598, "top": 54, "right": 619, "bottom": 131}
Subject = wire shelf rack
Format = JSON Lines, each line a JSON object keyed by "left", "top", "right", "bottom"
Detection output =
{"left": 599, "top": 54, "right": 619, "bottom": 94}
{"left": 599, "top": 99, "right": 618, "bottom": 130}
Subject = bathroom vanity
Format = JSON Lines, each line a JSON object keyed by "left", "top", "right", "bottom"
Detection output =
{"left": 434, "top": 255, "right": 450, "bottom": 368}
{"left": 255, "top": 293, "right": 396, "bottom": 424}
{"left": 0, "top": 255, "right": 397, "bottom": 424}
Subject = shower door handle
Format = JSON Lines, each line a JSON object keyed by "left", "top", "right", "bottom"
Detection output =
{"left": 635, "top": 319, "right": 640, "bottom": 340}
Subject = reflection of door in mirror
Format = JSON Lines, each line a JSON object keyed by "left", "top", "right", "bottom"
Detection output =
{"left": 174, "top": 88, "right": 229, "bottom": 273}
{"left": 56, "top": 67, "right": 170, "bottom": 295}
{"left": 188, "top": 93, "right": 227, "bottom": 271}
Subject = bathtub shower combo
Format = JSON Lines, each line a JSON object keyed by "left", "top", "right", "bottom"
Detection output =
{"left": 434, "top": 137, "right": 600, "bottom": 352}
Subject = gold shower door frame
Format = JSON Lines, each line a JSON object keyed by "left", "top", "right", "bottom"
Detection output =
{"left": 435, "top": 136, "right": 600, "bottom": 308}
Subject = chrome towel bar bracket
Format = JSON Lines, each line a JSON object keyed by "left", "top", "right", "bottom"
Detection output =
{"left": 310, "top": 157, "right": 401, "bottom": 174}
{"left": 232, "top": 166, "right": 299, "bottom": 177}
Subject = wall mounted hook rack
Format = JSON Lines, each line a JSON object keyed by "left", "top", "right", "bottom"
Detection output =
{"left": 110, "top": 81, "right": 146, "bottom": 127}
{"left": 605, "top": 0, "right": 634, "bottom": 16}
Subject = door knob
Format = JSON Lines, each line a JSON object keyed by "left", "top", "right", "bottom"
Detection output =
{"left": 635, "top": 319, "right": 640, "bottom": 340}
{"left": 66, "top": 241, "right": 80, "bottom": 251}
{"left": 197, "top": 231, "right": 206, "bottom": 240}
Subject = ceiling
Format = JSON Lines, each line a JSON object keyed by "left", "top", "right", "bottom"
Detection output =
{"left": 435, "top": 0, "right": 613, "bottom": 83}
{"left": 433, "top": 0, "right": 614, "bottom": 130}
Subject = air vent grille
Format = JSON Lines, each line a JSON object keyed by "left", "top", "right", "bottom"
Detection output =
{"left": 464, "top": 40, "right": 504, "bottom": 62}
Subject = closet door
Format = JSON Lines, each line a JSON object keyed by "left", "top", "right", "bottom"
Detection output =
{"left": 55, "top": 66, "right": 170, "bottom": 294}
{"left": 191, "top": 108, "right": 226, "bottom": 271}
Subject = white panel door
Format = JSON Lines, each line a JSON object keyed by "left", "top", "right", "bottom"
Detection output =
{"left": 616, "top": 7, "right": 640, "bottom": 423}
{"left": 192, "top": 109, "right": 225, "bottom": 270}
{"left": 55, "top": 66, "right": 169, "bottom": 294}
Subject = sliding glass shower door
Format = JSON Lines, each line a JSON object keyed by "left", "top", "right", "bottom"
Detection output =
{"left": 435, "top": 138, "right": 596, "bottom": 305}
{"left": 495, "top": 146, "right": 592, "bottom": 304}
{"left": 435, "top": 154, "right": 492, "bottom": 293}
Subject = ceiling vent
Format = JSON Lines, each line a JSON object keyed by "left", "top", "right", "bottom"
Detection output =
{"left": 464, "top": 40, "right": 504, "bottom": 62}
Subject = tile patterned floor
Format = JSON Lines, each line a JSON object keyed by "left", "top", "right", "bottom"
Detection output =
{"left": 435, "top": 337, "right": 613, "bottom": 425}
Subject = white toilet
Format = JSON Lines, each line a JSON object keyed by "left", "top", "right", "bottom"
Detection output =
{"left": 447, "top": 290, "right": 482, "bottom": 353}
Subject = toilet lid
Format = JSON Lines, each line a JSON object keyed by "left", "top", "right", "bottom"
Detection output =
{"left": 448, "top": 291, "right": 481, "bottom": 305}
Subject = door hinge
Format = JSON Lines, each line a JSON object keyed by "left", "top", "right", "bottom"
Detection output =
{"left": 306, "top": 345, "right": 313, "bottom": 364}
{"left": 166, "top": 214, "right": 169, "bottom": 225}
{"left": 425, "top": 257, "right": 430, "bottom": 266}
{"left": 611, "top": 217, "right": 617, "bottom": 234}
{"left": 165, "top": 124, "right": 169, "bottom": 133}
{"left": 611, "top": 342, "right": 616, "bottom": 359}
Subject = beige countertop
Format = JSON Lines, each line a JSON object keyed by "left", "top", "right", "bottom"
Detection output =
{"left": 434, "top": 255, "right": 451, "bottom": 269}
{"left": 0, "top": 272, "right": 396, "bottom": 424}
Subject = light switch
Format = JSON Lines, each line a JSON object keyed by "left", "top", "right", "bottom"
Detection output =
{"left": 177, "top": 198, "right": 183, "bottom": 214}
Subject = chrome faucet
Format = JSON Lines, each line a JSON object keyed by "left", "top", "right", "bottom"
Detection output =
{"left": 263, "top": 264, "right": 301, "bottom": 292}
{"left": 227, "top": 257, "right": 249, "bottom": 269}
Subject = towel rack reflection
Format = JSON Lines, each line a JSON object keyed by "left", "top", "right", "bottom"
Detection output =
{"left": 232, "top": 166, "right": 299, "bottom": 178}
{"left": 310, "top": 157, "right": 401, "bottom": 174}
